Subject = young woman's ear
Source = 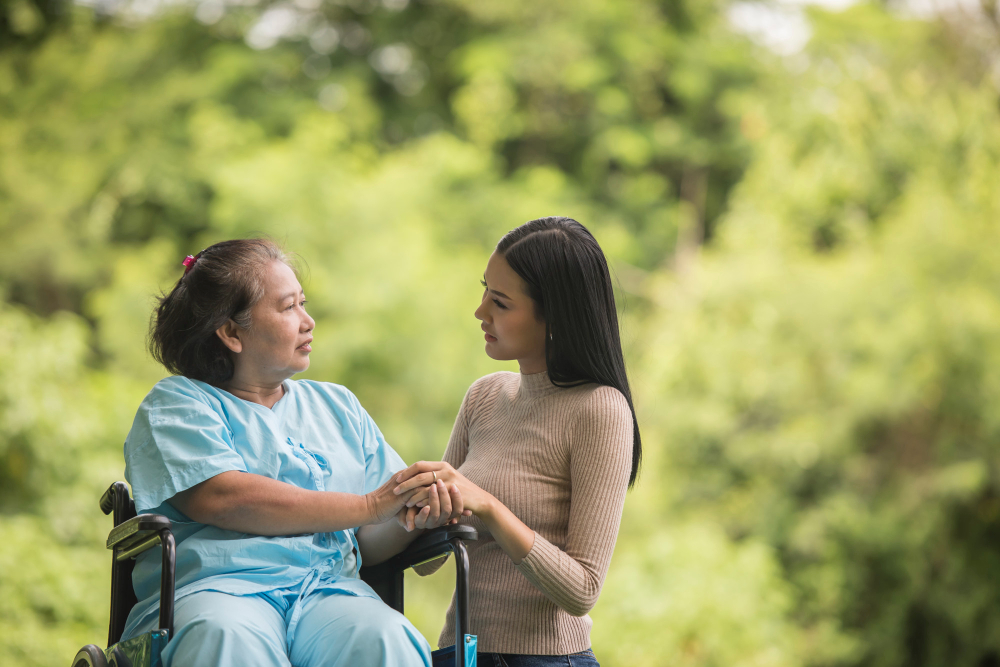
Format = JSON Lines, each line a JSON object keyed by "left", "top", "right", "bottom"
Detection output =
{"left": 215, "top": 319, "right": 243, "bottom": 354}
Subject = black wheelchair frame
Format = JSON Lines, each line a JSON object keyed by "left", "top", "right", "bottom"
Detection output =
{"left": 71, "top": 481, "right": 478, "bottom": 667}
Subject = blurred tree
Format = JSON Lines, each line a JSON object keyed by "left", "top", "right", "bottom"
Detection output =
{"left": 631, "top": 5, "right": 1000, "bottom": 665}
{"left": 0, "top": 0, "right": 67, "bottom": 46}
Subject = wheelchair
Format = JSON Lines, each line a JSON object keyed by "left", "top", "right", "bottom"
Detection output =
{"left": 71, "top": 482, "right": 479, "bottom": 667}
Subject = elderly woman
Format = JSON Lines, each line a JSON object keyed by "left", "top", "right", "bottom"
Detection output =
{"left": 120, "top": 238, "right": 462, "bottom": 667}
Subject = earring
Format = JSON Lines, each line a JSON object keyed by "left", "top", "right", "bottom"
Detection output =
{"left": 549, "top": 333, "right": 553, "bottom": 340}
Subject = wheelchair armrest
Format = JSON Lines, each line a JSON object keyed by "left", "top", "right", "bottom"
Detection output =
{"left": 360, "top": 524, "right": 477, "bottom": 581}
{"left": 106, "top": 513, "right": 176, "bottom": 640}
{"left": 107, "top": 514, "right": 172, "bottom": 555}
{"left": 394, "top": 524, "right": 478, "bottom": 570}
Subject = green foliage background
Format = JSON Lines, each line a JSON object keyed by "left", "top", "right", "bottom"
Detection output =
{"left": 2, "top": 0, "right": 1000, "bottom": 664}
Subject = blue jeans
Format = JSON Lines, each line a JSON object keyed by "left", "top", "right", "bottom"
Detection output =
{"left": 432, "top": 647, "right": 599, "bottom": 667}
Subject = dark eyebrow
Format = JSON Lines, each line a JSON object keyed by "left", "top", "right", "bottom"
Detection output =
{"left": 481, "top": 276, "right": 511, "bottom": 300}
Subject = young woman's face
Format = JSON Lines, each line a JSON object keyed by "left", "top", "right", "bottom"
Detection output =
{"left": 475, "top": 252, "right": 547, "bottom": 374}
{"left": 231, "top": 261, "right": 315, "bottom": 382}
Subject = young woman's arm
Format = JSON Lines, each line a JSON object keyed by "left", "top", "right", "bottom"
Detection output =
{"left": 395, "top": 386, "right": 633, "bottom": 615}
{"left": 513, "top": 387, "right": 632, "bottom": 615}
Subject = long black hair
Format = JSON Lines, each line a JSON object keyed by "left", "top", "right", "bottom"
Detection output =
{"left": 497, "top": 216, "right": 642, "bottom": 488}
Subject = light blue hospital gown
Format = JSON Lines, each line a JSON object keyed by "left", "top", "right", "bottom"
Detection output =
{"left": 121, "top": 376, "right": 432, "bottom": 667}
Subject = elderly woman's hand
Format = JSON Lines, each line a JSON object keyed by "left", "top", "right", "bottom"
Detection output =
{"left": 395, "top": 479, "right": 470, "bottom": 532}
{"left": 365, "top": 473, "right": 428, "bottom": 524}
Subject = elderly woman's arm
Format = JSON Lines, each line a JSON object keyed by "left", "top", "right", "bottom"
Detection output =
{"left": 170, "top": 470, "right": 413, "bottom": 536}
{"left": 171, "top": 470, "right": 465, "bottom": 565}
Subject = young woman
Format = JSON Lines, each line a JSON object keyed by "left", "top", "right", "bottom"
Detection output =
{"left": 394, "top": 217, "right": 642, "bottom": 667}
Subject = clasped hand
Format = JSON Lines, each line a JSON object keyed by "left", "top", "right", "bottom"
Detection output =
{"left": 392, "top": 462, "right": 492, "bottom": 532}
{"left": 365, "top": 463, "right": 469, "bottom": 532}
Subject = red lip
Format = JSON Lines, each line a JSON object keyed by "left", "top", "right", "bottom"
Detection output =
{"left": 481, "top": 326, "right": 497, "bottom": 342}
{"left": 297, "top": 337, "right": 313, "bottom": 351}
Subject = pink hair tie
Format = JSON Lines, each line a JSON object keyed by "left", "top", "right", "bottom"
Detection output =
{"left": 182, "top": 253, "right": 200, "bottom": 275}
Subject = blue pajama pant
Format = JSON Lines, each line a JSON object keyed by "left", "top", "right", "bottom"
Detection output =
{"left": 129, "top": 588, "right": 432, "bottom": 667}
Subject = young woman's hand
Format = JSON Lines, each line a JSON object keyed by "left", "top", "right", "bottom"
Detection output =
{"left": 393, "top": 462, "right": 493, "bottom": 516}
{"left": 395, "top": 479, "right": 470, "bottom": 532}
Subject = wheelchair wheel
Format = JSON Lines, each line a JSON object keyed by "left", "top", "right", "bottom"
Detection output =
{"left": 71, "top": 645, "right": 108, "bottom": 667}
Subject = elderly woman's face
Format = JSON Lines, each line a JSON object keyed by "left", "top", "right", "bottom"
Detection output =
{"left": 231, "top": 261, "right": 315, "bottom": 382}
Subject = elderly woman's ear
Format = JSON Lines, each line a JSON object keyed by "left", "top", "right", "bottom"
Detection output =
{"left": 216, "top": 320, "right": 244, "bottom": 354}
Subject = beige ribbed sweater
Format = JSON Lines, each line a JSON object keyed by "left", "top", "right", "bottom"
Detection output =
{"left": 423, "top": 370, "right": 633, "bottom": 655}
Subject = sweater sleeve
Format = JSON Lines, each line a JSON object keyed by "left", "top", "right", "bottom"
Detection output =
{"left": 412, "top": 380, "right": 478, "bottom": 577}
{"left": 514, "top": 386, "right": 633, "bottom": 616}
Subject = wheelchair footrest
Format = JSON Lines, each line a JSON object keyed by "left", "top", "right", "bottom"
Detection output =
{"left": 106, "top": 629, "right": 169, "bottom": 667}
